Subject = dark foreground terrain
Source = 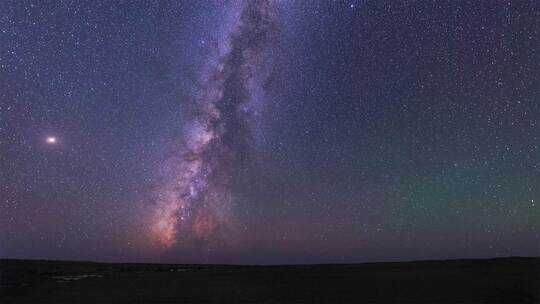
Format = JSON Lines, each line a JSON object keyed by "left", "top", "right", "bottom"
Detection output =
{"left": 1, "top": 257, "right": 539, "bottom": 303}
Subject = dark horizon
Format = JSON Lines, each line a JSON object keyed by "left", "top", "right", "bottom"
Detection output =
{"left": 2, "top": 256, "right": 539, "bottom": 267}
{"left": 1, "top": 0, "right": 538, "bottom": 264}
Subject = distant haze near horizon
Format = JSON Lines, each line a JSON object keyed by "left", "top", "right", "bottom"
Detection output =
{"left": 1, "top": 0, "right": 539, "bottom": 264}
{"left": 2, "top": 256, "right": 539, "bottom": 267}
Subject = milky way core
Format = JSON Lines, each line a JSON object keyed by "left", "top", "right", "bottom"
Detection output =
{"left": 151, "top": 0, "right": 278, "bottom": 248}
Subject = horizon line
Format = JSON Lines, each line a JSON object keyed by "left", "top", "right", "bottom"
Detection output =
{"left": 2, "top": 255, "right": 538, "bottom": 267}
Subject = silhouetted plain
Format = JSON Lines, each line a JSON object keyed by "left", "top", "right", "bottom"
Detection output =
{"left": 1, "top": 257, "right": 539, "bottom": 303}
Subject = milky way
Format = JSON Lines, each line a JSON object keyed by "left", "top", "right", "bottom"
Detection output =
{"left": 151, "top": 0, "right": 278, "bottom": 248}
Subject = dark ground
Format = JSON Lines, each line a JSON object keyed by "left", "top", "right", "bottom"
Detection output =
{"left": 1, "top": 257, "right": 539, "bottom": 303}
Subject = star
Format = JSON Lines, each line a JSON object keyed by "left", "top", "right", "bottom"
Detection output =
{"left": 46, "top": 136, "right": 57, "bottom": 144}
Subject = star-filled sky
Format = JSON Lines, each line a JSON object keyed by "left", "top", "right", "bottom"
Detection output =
{"left": 1, "top": 0, "right": 539, "bottom": 264}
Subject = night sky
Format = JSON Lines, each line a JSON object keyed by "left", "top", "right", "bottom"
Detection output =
{"left": 1, "top": 0, "right": 539, "bottom": 264}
